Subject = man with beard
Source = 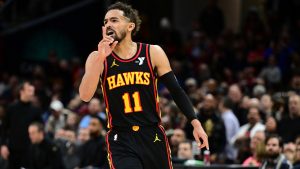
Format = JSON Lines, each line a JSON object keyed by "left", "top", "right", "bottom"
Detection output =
{"left": 79, "top": 2, "right": 209, "bottom": 169}
{"left": 261, "top": 135, "right": 292, "bottom": 169}
{"left": 77, "top": 115, "right": 107, "bottom": 168}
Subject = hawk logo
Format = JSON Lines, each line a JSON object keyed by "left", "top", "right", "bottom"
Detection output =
{"left": 135, "top": 57, "right": 145, "bottom": 65}
{"left": 110, "top": 59, "right": 119, "bottom": 68}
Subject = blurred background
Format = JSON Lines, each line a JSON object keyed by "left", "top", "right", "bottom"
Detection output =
{"left": 0, "top": 0, "right": 300, "bottom": 169}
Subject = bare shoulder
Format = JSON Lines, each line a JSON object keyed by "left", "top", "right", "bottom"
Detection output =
{"left": 89, "top": 51, "right": 99, "bottom": 58}
{"left": 149, "top": 45, "right": 165, "bottom": 56}
{"left": 86, "top": 51, "right": 98, "bottom": 62}
{"left": 149, "top": 44, "right": 171, "bottom": 76}
{"left": 149, "top": 45, "right": 168, "bottom": 63}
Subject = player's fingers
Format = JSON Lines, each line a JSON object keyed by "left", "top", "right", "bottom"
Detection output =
{"left": 201, "top": 137, "right": 209, "bottom": 150}
{"left": 101, "top": 38, "right": 113, "bottom": 44}
{"left": 102, "top": 26, "right": 106, "bottom": 38}
{"left": 103, "top": 36, "right": 114, "bottom": 42}
{"left": 110, "top": 41, "right": 118, "bottom": 50}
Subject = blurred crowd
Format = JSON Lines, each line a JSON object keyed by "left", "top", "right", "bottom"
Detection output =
{"left": 1, "top": 0, "right": 300, "bottom": 169}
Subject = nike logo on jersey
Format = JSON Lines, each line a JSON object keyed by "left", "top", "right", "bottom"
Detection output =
{"left": 110, "top": 59, "right": 119, "bottom": 68}
{"left": 135, "top": 57, "right": 145, "bottom": 65}
{"left": 153, "top": 133, "right": 161, "bottom": 142}
{"left": 106, "top": 72, "right": 150, "bottom": 90}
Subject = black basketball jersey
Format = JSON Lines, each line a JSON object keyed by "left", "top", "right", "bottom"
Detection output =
{"left": 101, "top": 43, "right": 160, "bottom": 128}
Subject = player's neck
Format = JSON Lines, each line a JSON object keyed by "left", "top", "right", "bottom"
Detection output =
{"left": 114, "top": 39, "right": 137, "bottom": 59}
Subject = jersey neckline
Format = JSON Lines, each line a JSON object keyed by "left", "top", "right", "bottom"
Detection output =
{"left": 111, "top": 42, "right": 142, "bottom": 62}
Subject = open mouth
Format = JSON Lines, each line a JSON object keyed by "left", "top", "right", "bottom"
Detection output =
{"left": 106, "top": 29, "right": 115, "bottom": 38}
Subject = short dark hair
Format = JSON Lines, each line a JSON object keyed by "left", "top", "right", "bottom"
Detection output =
{"left": 30, "top": 122, "right": 45, "bottom": 133}
{"left": 90, "top": 114, "right": 104, "bottom": 126}
{"left": 107, "top": 2, "right": 142, "bottom": 36}
{"left": 221, "top": 97, "right": 234, "bottom": 109}
{"left": 179, "top": 140, "right": 193, "bottom": 149}
{"left": 265, "top": 134, "right": 283, "bottom": 148}
{"left": 17, "top": 80, "right": 30, "bottom": 93}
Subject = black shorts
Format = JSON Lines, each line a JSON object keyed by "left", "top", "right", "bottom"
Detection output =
{"left": 105, "top": 125, "right": 173, "bottom": 169}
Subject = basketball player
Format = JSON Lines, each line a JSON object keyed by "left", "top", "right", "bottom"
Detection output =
{"left": 79, "top": 2, "right": 209, "bottom": 169}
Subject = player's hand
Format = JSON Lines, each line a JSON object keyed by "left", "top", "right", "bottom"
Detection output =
{"left": 191, "top": 119, "right": 209, "bottom": 150}
{"left": 98, "top": 26, "right": 118, "bottom": 60}
{"left": 0, "top": 145, "right": 10, "bottom": 160}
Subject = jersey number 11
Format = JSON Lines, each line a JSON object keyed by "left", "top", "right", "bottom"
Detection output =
{"left": 122, "top": 91, "right": 142, "bottom": 113}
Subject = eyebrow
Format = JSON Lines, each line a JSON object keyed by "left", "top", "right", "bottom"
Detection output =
{"left": 104, "top": 17, "right": 119, "bottom": 22}
{"left": 104, "top": 16, "right": 130, "bottom": 23}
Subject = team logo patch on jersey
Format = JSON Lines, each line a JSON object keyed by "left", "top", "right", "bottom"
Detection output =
{"left": 114, "top": 134, "right": 118, "bottom": 141}
{"left": 110, "top": 59, "right": 119, "bottom": 68}
{"left": 135, "top": 57, "right": 145, "bottom": 65}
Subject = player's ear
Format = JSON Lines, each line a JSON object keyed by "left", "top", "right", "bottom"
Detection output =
{"left": 128, "top": 23, "right": 135, "bottom": 32}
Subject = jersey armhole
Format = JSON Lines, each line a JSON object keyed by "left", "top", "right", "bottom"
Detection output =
{"left": 146, "top": 44, "right": 157, "bottom": 77}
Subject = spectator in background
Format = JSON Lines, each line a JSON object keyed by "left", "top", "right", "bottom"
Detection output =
{"left": 227, "top": 84, "right": 247, "bottom": 125}
{"left": 78, "top": 115, "right": 107, "bottom": 169}
{"left": 278, "top": 94, "right": 300, "bottom": 143}
{"left": 28, "top": 122, "right": 65, "bottom": 169}
{"left": 61, "top": 127, "right": 80, "bottom": 169}
{"left": 76, "top": 128, "right": 90, "bottom": 146}
{"left": 46, "top": 99, "right": 67, "bottom": 137}
{"left": 283, "top": 142, "right": 296, "bottom": 164}
{"left": 218, "top": 97, "right": 240, "bottom": 163}
{"left": 65, "top": 112, "right": 78, "bottom": 131}
{"left": 260, "top": 135, "right": 292, "bottom": 169}
{"left": 264, "top": 116, "right": 277, "bottom": 138}
{"left": 170, "top": 128, "right": 186, "bottom": 157}
{"left": 184, "top": 77, "right": 198, "bottom": 96}
{"left": 259, "top": 94, "right": 274, "bottom": 120}
{"left": 173, "top": 140, "right": 204, "bottom": 166}
{"left": 259, "top": 56, "right": 281, "bottom": 90}
{"left": 1, "top": 81, "right": 42, "bottom": 169}
{"left": 197, "top": 94, "right": 226, "bottom": 163}
{"left": 243, "top": 130, "right": 266, "bottom": 167}
{"left": 177, "top": 140, "right": 194, "bottom": 160}
{"left": 79, "top": 98, "right": 106, "bottom": 129}
{"left": 232, "top": 107, "right": 265, "bottom": 143}
{"left": 294, "top": 144, "right": 300, "bottom": 169}
{"left": 232, "top": 106, "right": 265, "bottom": 163}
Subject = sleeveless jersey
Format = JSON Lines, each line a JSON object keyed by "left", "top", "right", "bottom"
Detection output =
{"left": 101, "top": 43, "right": 160, "bottom": 128}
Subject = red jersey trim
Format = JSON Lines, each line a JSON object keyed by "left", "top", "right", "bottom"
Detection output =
{"left": 158, "top": 125, "right": 173, "bottom": 169}
{"left": 106, "top": 130, "right": 116, "bottom": 169}
{"left": 146, "top": 44, "right": 161, "bottom": 119}
{"left": 111, "top": 42, "right": 142, "bottom": 62}
{"left": 102, "top": 59, "right": 113, "bottom": 128}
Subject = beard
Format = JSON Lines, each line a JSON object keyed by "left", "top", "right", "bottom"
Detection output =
{"left": 107, "top": 28, "right": 126, "bottom": 43}
{"left": 266, "top": 151, "right": 280, "bottom": 159}
{"left": 90, "top": 130, "right": 101, "bottom": 138}
{"left": 113, "top": 30, "right": 126, "bottom": 43}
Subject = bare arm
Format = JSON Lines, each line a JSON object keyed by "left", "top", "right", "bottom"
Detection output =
{"left": 150, "top": 45, "right": 209, "bottom": 150}
{"left": 79, "top": 27, "right": 118, "bottom": 102}
{"left": 79, "top": 51, "right": 103, "bottom": 102}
